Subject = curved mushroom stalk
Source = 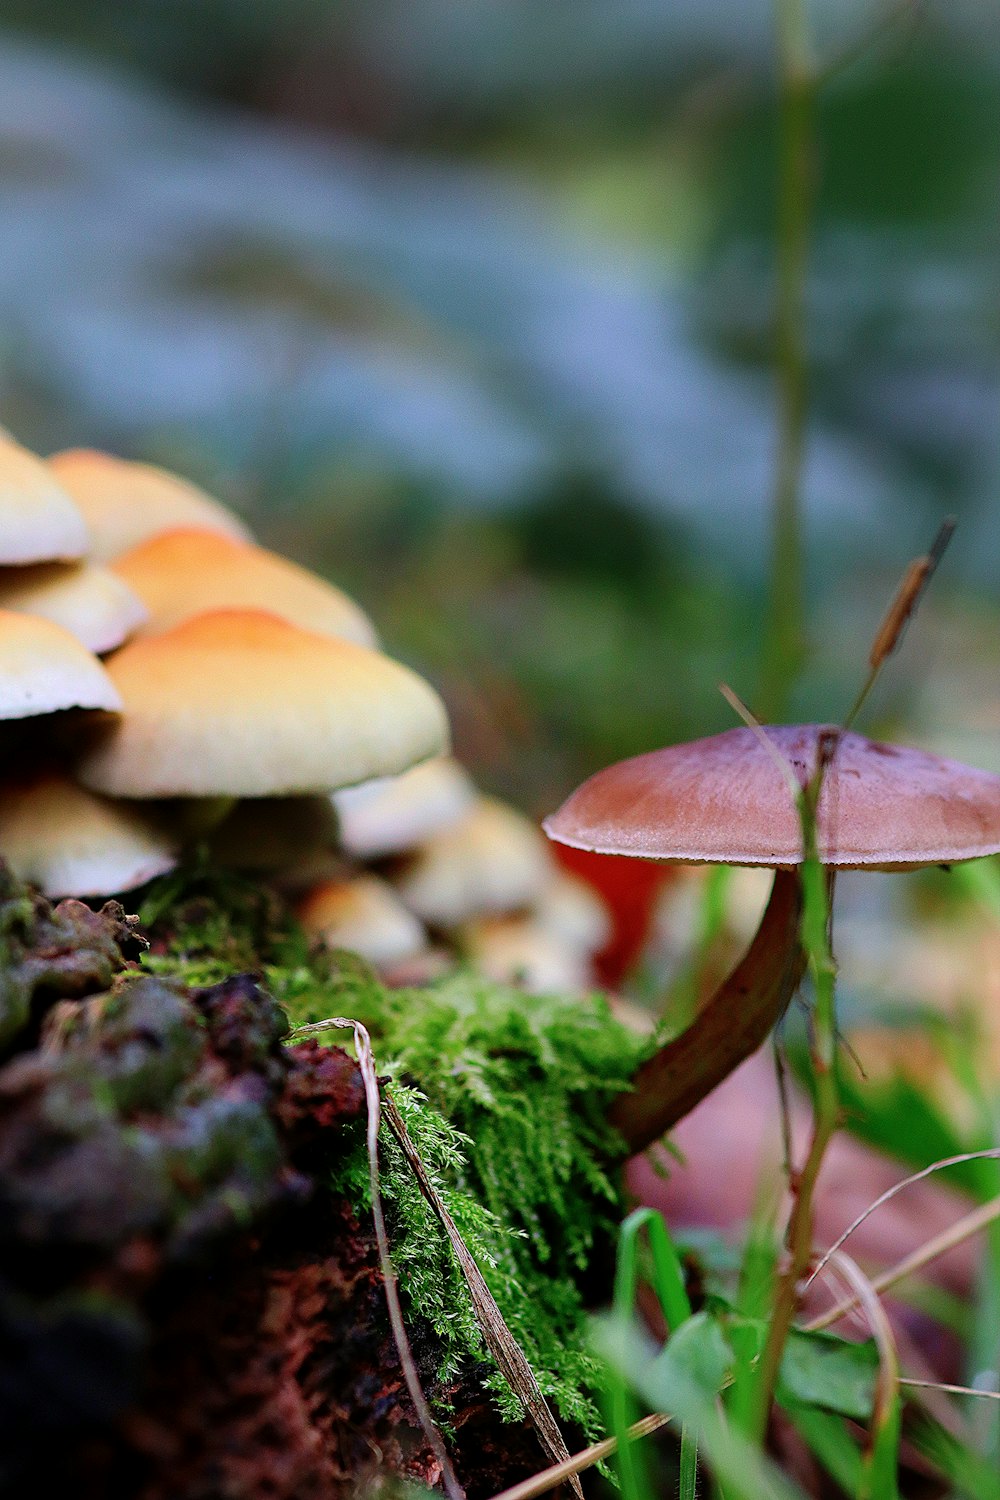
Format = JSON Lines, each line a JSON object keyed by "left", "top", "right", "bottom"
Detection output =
{"left": 609, "top": 868, "right": 805, "bottom": 1157}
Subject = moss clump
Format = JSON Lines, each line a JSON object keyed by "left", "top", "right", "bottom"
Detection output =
{"left": 275, "top": 953, "right": 647, "bottom": 1435}
{"left": 139, "top": 863, "right": 307, "bottom": 985}
{"left": 143, "top": 867, "right": 649, "bottom": 1437}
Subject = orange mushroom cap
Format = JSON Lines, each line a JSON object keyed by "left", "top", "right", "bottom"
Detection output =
{"left": 112, "top": 528, "right": 376, "bottom": 647}
{"left": 544, "top": 725, "right": 1000, "bottom": 871}
{"left": 76, "top": 608, "right": 448, "bottom": 799}
{"left": 48, "top": 449, "right": 251, "bottom": 563}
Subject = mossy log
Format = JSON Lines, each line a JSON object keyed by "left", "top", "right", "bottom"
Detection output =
{"left": 0, "top": 871, "right": 543, "bottom": 1499}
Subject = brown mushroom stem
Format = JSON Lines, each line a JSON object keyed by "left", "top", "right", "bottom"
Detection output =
{"left": 609, "top": 867, "right": 804, "bottom": 1156}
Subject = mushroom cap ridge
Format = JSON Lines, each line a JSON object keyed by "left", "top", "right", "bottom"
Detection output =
{"left": 48, "top": 449, "right": 251, "bottom": 563}
{"left": 543, "top": 724, "right": 1000, "bottom": 870}
{"left": 0, "top": 438, "right": 88, "bottom": 563}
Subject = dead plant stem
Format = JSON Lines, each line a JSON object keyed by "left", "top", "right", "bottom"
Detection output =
{"left": 803, "top": 1192, "right": 1000, "bottom": 1333}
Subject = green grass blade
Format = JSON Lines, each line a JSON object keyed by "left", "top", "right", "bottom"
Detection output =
{"left": 783, "top": 1405, "right": 861, "bottom": 1495}
{"left": 609, "top": 1207, "right": 694, "bottom": 1500}
{"left": 615, "top": 1206, "right": 693, "bottom": 1332}
{"left": 679, "top": 1424, "right": 699, "bottom": 1499}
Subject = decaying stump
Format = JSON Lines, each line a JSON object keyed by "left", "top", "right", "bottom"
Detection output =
{"left": 0, "top": 871, "right": 541, "bottom": 1498}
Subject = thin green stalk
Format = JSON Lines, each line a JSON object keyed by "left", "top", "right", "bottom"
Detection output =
{"left": 679, "top": 1426, "right": 699, "bottom": 1499}
{"left": 610, "top": 1209, "right": 694, "bottom": 1500}
{"left": 749, "top": 769, "right": 839, "bottom": 1438}
{"left": 760, "top": 0, "right": 814, "bottom": 720}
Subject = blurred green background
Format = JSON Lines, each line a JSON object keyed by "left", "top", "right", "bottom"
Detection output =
{"left": 1, "top": 1, "right": 997, "bottom": 810}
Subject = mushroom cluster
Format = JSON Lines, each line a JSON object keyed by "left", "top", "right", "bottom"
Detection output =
{"left": 0, "top": 437, "right": 448, "bottom": 908}
{"left": 0, "top": 433, "right": 611, "bottom": 995}
{"left": 253, "top": 760, "right": 611, "bottom": 989}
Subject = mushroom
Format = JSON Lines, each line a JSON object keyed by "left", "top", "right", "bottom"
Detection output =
{"left": 333, "top": 756, "right": 475, "bottom": 859}
{"left": 111, "top": 529, "right": 377, "bottom": 647}
{"left": 543, "top": 724, "right": 1000, "bottom": 1154}
{"left": 0, "top": 610, "right": 122, "bottom": 721}
{"left": 552, "top": 842, "right": 673, "bottom": 987}
{"left": 298, "top": 874, "right": 429, "bottom": 969}
{"left": 48, "top": 449, "right": 252, "bottom": 563}
{"left": 461, "top": 913, "right": 592, "bottom": 994}
{"left": 0, "top": 774, "right": 177, "bottom": 898}
{"left": 533, "top": 869, "right": 612, "bottom": 957}
{"left": 75, "top": 608, "right": 448, "bottom": 800}
{"left": 392, "top": 795, "right": 552, "bottom": 928}
{"left": 0, "top": 437, "right": 88, "bottom": 564}
{"left": 0, "top": 560, "right": 148, "bottom": 653}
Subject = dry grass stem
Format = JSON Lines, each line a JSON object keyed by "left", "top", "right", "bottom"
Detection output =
{"left": 298, "top": 1017, "right": 466, "bottom": 1500}
{"left": 898, "top": 1378, "right": 1000, "bottom": 1402}
{"left": 486, "top": 1413, "right": 670, "bottom": 1500}
{"left": 826, "top": 1251, "right": 899, "bottom": 1420}
{"left": 803, "top": 1191, "right": 1000, "bottom": 1333}
{"left": 292, "top": 1015, "right": 581, "bottom": 1496}
{"left": 382, "top": 1092, "right": 583, "bottom": 1497}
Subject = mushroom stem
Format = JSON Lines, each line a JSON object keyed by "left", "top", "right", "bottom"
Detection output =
{"left": 609, "top": 867, "right": 804, "bottom": 1156}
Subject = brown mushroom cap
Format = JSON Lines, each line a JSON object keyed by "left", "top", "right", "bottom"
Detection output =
{"left": 0, "top": 609, "right": 122, "bottom": 719}
{"left": 76, "top": 608, "right": 448, "bottom": 798}
{"left": 0, "top": 438, "right": 88, "bottom": 564}
{"left": 544, "top": 724, "right": 1000, "bottom": 871}
{"left": 48, "top": 449, "right": 252, "bottom": 563}
{"left": 112, "top": 529, "right": 377, "bottom": 647}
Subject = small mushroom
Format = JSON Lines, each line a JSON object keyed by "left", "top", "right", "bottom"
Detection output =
{"left": 0, "top": 437, "right": 88, "bottom": 564}
{"left": 76, "top": 608, "right": 448, "bottom": 799}
{"left": 48, "top": 449, "right": 252, "bottom": 563}
{"left": 392, "top": 795, "right": 551, "bottom": 928}
{"left": 0, "top": 609, "right": 122, "bottom": 720}
{"left": 0, "top": 773, "right": 176, "bottom": 897}
{"left": 298, "top": 874, "right": 429, "bottom": 969}
{"left": 544, "top": 724, "right": 1000, "bottom": 1153}
{"left": 112, "top": 528, "right": 377, "bottom": 647}
{"left": 0, "top": 560, "right": 148, "bottom": 653}
{"left": 552, "top": 842, "right": 673, "bottom": 987}
{"left": 333, "top": 756, "right": 475, "bottom": 859}
{"left": 533, "top": 869, "right": 612, "bottom": 957}
{"left": 462, "top": 914, "right": 592, "bottom": 994}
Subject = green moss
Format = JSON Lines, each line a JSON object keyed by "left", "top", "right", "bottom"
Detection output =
{"left": 280, "top": 954, "right": 646, "bottom": 1435}
{"left": 139, "top": 863, "right": 308, "bottom": 985}
{"left": 142, "top": 869, "right": 649, "bottom": 1436}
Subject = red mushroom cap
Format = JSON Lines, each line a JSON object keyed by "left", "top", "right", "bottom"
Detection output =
{"left": 544, "top": 724, "right": 1000, "bottom": 871}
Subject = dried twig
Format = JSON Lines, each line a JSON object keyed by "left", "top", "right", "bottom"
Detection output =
{"left": 898, "top": 1378, "right": 1000, "bottom": 1403}
{"left": 298, "top": 1017, "right": 465, "bottom": 1500}
{"left": 486, "top": 1413, "right": 670, "bottom": 1500}
{"left": 383, "top": 1092, "right": 584, "bottom": 1498}
{"left": 804, "top": 1147, "right": 1000, "bottom": 1292}
{"left": 803, "top": 1191, "right": 1000, "bottom": 1333}
{"left": 293, "top": 1016, "right": 581, "bottom": 1496}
